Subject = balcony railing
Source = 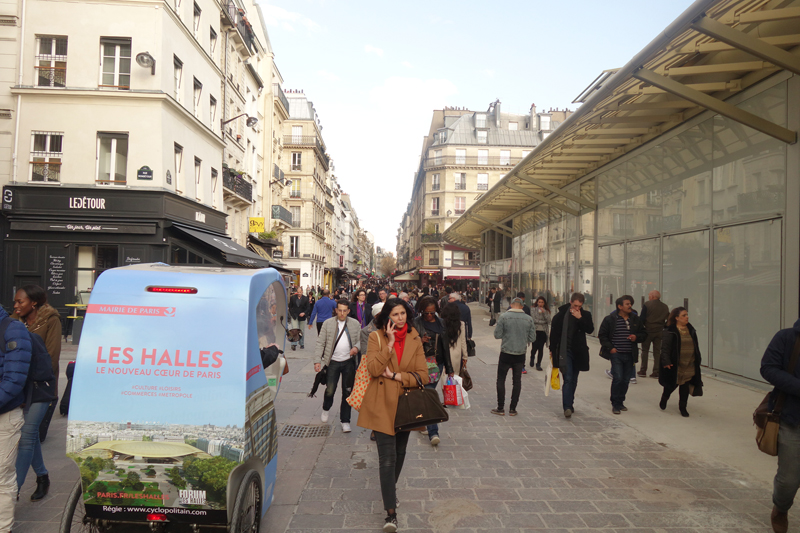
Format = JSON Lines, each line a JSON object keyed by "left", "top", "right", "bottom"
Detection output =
{"left": 431, "top": 183, "right": 440, "bottom": 190}
{"left": 35, "top": 66, "right": 66, "bottom": 88}
{"left": 283, "top": 135, "right": 329, "bottom": 168}
{"left": 223, "top": 2, "right": 255, "bottom": 53}
{"left": 738, "top": 190, "right": 781, "bottom": 214}
{"left": 272, "top": 164, "right": 285, "bottom": 183}
{"left": 291, "top": 220, "right": 301, "bottom": 228}
{"left": 271, "top": 205, "right": 292, "bottom": 225}
{"left": 30, "top": 161, "right": 61, "bottom": 182}
{"left": 455, "top": 182, "right": 466, "bottom": 190}
{"left": 291, "top": 163, "right": 301, "bottom": 171}
{"left": 428, "top": 258, "right": 440, "bottom": 266}
{"left": 477, "top": 183, "right": 488, "bottom": 190}
{"left": 431, "top": 209, "right": 439, "bottom": 216}
{"left": 421, "top": 233, "right": 442, "bottom": 243}
{"left": 222, "top": 171, "right": 253, "bottom": 202}
{"left": 325, "top": 200, "right": 334, "bottom": 211}
{"left": 424, "top": 155, "right": 522, "bottom": 169}
{"left": 290, "top": 190, "right": 301, "bottom": 198}
{"left": 273, "top": 84, "right": 290, "bottom": 113}
{"left": 452, "top": 259, "right": 480, "bottom": 266}
{"left": 454, "top": 209, "right": 465, "bottom": 215}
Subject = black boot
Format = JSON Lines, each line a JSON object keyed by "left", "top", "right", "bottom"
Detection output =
{"left": 31, "top": 474, "right": 49, "bottom": 501}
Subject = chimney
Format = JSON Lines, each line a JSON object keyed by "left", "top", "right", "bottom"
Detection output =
{"left": 494, "top": 99, "right": 501, "bottom": 127}
{"left": 530, "top": 103, "right": 537, "bottom": 130}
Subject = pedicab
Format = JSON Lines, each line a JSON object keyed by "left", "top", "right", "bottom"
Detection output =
{"left": 60, "top": 263, "right": 288, "bottom": 532}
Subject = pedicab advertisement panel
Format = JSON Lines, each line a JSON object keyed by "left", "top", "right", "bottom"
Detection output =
{"left": 66, "top": 266, "right": 284, "bottom": 525}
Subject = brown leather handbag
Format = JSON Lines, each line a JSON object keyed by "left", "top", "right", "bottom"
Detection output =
{"left": 394, "top": 372, "right": 449, "bottom": 432}
{"left": 754, "top": 334, "right": 800, "bottom": 456}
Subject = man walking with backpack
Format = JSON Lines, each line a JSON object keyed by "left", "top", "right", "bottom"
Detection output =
{"left": 0, "top": 305, "right": 32, "bottom": 530}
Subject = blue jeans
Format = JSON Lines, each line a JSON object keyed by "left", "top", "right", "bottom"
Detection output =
{"left": 774, "top": 422, "right": 800, "bottom": 512}
{"left": 610, "top": 352, "right": 635, "bottom": 408}
{"left": 426, "top": 364, "right": 444, "bottom": 438}
{"left": 561, "top": 350, "right": 580, "bottom": 411}
{"left": 16, "top": 402, "right": 49, "bottom": 489}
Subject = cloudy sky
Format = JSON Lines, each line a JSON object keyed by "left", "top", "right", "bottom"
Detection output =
{"left": 257, "top": 0, "right": 694, "bottom": 252}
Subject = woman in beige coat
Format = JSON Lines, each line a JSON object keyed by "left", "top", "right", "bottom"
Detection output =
{"left": 357, "top": 298, "right": 428, "bottom": 533}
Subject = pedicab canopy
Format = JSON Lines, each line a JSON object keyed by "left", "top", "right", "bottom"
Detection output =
{"left": 66, "top": 264, "right": 287, "bottom": 525}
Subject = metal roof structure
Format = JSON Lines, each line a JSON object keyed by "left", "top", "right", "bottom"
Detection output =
{"left": 443, "top": 0, "right": 800, "bottom": 250}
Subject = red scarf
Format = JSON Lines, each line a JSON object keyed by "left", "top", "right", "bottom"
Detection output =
{"left": 393, "top": 324, "right": 409, "bottom": 364}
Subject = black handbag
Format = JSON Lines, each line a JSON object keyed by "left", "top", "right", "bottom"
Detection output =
{"left": 466, "top": 339, "right": 476, "bottom": 357}
{"left": 394, "top": 372, "right": 449, "bottom": 432}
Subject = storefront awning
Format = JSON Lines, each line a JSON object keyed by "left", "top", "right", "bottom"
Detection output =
{"left": 419, "top": 269, "right": 441, "bottom": 275}
{"left": 174, "top": 226, "right": 269, "bottom": 268}
{"left": 443, "top": 268, "right": 480, "bottom": 280}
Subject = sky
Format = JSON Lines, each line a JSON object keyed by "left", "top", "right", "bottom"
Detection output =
{"left": 256, "top": 0, "right": 696, "bottom": 252}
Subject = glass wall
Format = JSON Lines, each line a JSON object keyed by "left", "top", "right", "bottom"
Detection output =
{"left": 494, "top": 77, "right": 791, "bottom": 382}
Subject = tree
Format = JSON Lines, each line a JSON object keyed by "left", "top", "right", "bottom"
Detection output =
{"left": 380, "top": 254, "right": 396, "bottom": 276}
{"left": 123, "top": 471, "right": 141, "bottom": 489}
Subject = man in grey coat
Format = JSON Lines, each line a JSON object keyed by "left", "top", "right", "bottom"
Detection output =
{"left": 314, "top": 299, "right": 362, "bottom": 433}
{"left": 492, "top": 298, "right": 536, "bottom": 416}
{"left": 638, "top": 290, "right": 670, "bottom": 378}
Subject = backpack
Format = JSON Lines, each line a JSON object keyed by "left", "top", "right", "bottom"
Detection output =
{"left": 0, "top": 317, "right": 57, "bottom": 405}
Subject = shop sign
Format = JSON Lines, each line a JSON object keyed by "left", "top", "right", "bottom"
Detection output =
{"left": 248, "top": 217, "right": 265, "bottom": 232}
{"left": 272, "top": 251, "right": 283, "bottom": 259}
{"left": 69, "top": 196, "right": 107, "bottom": 209}
{"left": 419, "top": 269, "right": 440, "bottom": 274}
{"left": 137, "top": 166, "right": 153, "bottom": 180}
{"left": 2, "top": 188, "right": 12, "bottom": 210}
{"left": 413, "top": 256, "right": 421, "bottom": 261}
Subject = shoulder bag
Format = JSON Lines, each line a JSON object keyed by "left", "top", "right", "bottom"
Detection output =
{"left": 754, "top": 333, "right": 800, "bottom": 456}
{"left": 346, "top": 330, "right": 379, "bottom": 411}
{"left": 394, "top": 371, "right": 449, "bottom": 432}
{"left": 466, "top": 339, "right": 476, "bottom": 357}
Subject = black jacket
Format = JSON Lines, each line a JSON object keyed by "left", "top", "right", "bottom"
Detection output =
{"left": 659, "top": 323, "right": 703, "bottom": 394}
{"left": 349, "top": 302, "right": 373, "bottom": 328}
{"left": 761, "top": 319, "right": 800, "bottom": 425}
{"left": 412, "top": 315, "right": 454, "bottom": 376}
{"left": 549, "top": 304, "right": 594, "bottom": 371}
{"left": 455, "top": 301, "right": 473, "bottom": 339}
{"left": 288, "top": 294, "right": 310, "bottom": 320}
{"left": 486, "top": 292, "right": 502, "bottom": 312}
{"left": 598, "top": 310, "right": 647, "bottom": 363}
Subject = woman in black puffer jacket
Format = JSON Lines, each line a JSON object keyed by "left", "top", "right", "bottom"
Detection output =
{"left": 659, "top": 307, "right": 703, "bottom": 417}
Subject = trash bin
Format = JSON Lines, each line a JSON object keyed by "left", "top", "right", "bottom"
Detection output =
{"left": 71, "top": 317, "right": 83, "bottom": 345}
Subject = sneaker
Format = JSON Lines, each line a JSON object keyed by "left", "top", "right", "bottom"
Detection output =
{"left": 509, "top": 410, "right": 518, "bottom": 416}
{"left": 564, "top": 408, "right": 573, "bottom": 418}
{"left": 521, "top": 368, "right": 527, "bottom": 374}
{"left": 341, "top": 422, "right": 351, "bottom": 433}
{"left": 771, "top": 506, "right": 788, "bottom": 533}
{"left": 630, "top": 376, "right": 637, "bottom": 384}
{"left": 321, "top": 410, "right": 329, "bottom": 423}
{"left": 291, "top": 345, "right": 296, "bottom": 351}
{"left": 430, "top": 435, "right": 440, "bottom": 446}
{"left": 420, "top": 429, "right": 428, "bottom": 435}
{"left": 536, "top": 365, "right": 543, "bottom": 371}
{"left": 619, "top": 405, "right": 628, "bottom": 411}
{"left": 300, "top": 345, "right": 304, "bottom": 349}
{"left": 491, "top": 408, "right": 505, "bottom": 416}
{"left": 612, "top": 407, "right": 621, "bottom": 415}
{"left": 383, "top": 513, "right": 398, "bottom": 533}
{"left": 637, "top": 370, "right": 647, "bottom": 377}
{"left": 605, "top": 369, "right": 613, "bottom": 379}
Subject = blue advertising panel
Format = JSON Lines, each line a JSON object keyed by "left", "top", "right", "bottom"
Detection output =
{"left": 66, "top": 264, "right": 286, "bottom": 525}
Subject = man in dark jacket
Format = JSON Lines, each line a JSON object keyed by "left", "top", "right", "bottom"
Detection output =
{"left": 761, "top": 318, "right": 800, "bottom": 533}
{"left": 0, "top": 307, "right": 32, "bottom": 530}
{"left": 549, "top": 293, "right": 594, "bottom": 418}
{"left": 447, "top": 293, "right": 473, "bottom": 339}
{"left": 598, "top": 295, "right": 647, "bottom": 415}
{"left": 638, "top": 290, "right": 669, "bottom": 378}
{"left": 288, "top": 287, "right": 310, "bottom": 350}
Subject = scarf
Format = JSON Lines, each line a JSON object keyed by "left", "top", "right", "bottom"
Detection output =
{"left": 393, "top": 324, "right": 409, "bottom": 364}
{"left": 357, "top": 302, "right": 365, "bottom": 327}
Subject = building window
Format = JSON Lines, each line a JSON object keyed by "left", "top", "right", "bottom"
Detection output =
{"left": 477, "top": 130, "right": 487, "bottom": 144}
{"left": 431, "top": 173, "right": 440, "bottom": 191}
{"left": 292, "top": 125, "right": 302, "bottom": 143}
{"left": 454, "top": 173, "right": 466, "bottom": 190}
{"left": 193, "top": 78, "right": 202, "bottom": 117}
{"left": 509, "top": 122, "right": 518, "bottom": 130}
{"left": 478, "top": 149, "right": 488, "bottom": 165}
{"left": 210, "top": 27, "right": 217, "bottom": 56}
{"left": 291, "top": 152, "right": 301, "bottom": 171}
{"left": 290, "top": 206, "right": 301, "bottom": 227}
{"left": 452, "top": 251, "right": 477, "bottom": 266}
{"left": 173, "top": 56, "right": 183, "bottom": 102}
{"left": 456, "top": 149, "right": 466, "bottom": 165}
{"left": 522, "top": 150, "right": 531, "bottom": 159}
{"left": 431, "top": 197, "right": 439, "bottom": 216}
{"left": 440, "top": 130, "right": 447, "bottom": 143}
{"left": 612, "top": 213, "right": 633, "bottom": 236}
{"left": 96, "top": 132, "right": 128, "bottom": 185}
{"left": 174, "top": 143, "right": 183, "bottom": 192}
{"left": 475, "top": 113, "right": 486, "bottom": 128}
{"left": 433, "top": 223, "right": 439, "bottom": 233}
{"left": 209, "top": 95, "right": 217, "bottom": 130}
{"left": 100, "top": 38, "right": 131, "bottom": 90}
{"left": 477, "top": 173, "right": 488, "bottom": 190}
{"left": 540, "top": 115, "right": 551, "bottom": 130}
{"left": 193, "top": 2, "right": 201, "bottom": 38}
{"left": 290, "top": 236, "right": 299, "bottom": 258}
{"left": 429, "top": 249, "right": 439, "bottom": 265}
{"left": 30, "top": 131, "right": 63, "bottom": 182}
{"left": 434, "top": 149, "right": 442, "bottom": 165}
{"left": 211, "top": 167, "right": 218, "bottom": 200}
{"left": 454, "top": 196, "right": 465, "bottom": 215}
{"left": 500, "top": 150, "right": 511, "bottom": 166}
{"left": 290, "top": 179, "right": 301, "bottom": 198}
{"left": 194, "top": 157, "right": 201, "bottom": 184}
{"left": 35, "top": 36, "right": 67, "bottom": 88}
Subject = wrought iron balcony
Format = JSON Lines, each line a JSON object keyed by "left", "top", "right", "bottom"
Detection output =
{"left": 455, "top": 182, "right": 467, "bottom": 190}
{"left": 222, "top": 171, "right": 253, "bottom": 202}
{"left": 283, "top": 135, "right": 329, "bottom": 168}
{"left": 271, "top": 205, "right": 292, "bottom": 225}
{"left": 421, "top": 233, "right": 442, "bottom": 243}
{"left": 325, "top": 200, "right": 334, "bottom": 211}
{"left": 272, "top": 164, "right": 285, "bottom": 183}
{"left": 30, "top": 161, "right": 61, "bottom": 182}
{"left": 424, "top": 154, "right": 522, "bottom": 169}
{"left": 36, "top": 66, "right": 66, "bottom": 88}
{"left": 290, "top": 190, "right": 301, "bottom": 198}
{"left": 430, "top": 209, "right": 439, "bottom": 216}
{"left": 273, "top": 84, "right": 290, "bottom": 114}
{"left": 738, "top": 190, "right": 781, "bottom": 214}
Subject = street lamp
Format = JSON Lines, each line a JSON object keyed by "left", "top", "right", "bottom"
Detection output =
{"left": 135, "top": 52, "right": 156, "bottom": 75}
{"left": 221, "top": 113, "right": 258, "bottom": 129}
{"left": 446, "top": 209, "right": 452, "bottom": 217}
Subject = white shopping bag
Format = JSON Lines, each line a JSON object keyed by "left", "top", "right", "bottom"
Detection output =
{"left": 452, "top": 375, "right": 470, "bottom": 410}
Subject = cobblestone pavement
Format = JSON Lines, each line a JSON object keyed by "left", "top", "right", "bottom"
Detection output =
{"left": 15, "top": 305, "right": 777, "bottom": 532}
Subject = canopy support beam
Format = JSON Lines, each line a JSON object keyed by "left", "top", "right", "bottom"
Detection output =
{"left": 633, "top": 68, "right": 796, "bottom": 144}
{"left": 514, "top": 174, "right": 595, "bottom": 208}
{"left": 505, "top": 183, "right": 581, "bottom": 216}
{"left": 469, "top": 214, "right": 514, "bottom": 238}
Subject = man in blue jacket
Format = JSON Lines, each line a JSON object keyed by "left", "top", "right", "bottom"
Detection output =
{"left": 0, "top": 306, "right": 32, "bottom": 531}
{"left": 761, "top": 318, "right": 800, "bottom": 533}
{"left": 308, "top": 289, "right": 337, "bottom": 334}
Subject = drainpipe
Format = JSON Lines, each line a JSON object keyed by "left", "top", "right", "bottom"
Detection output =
{"left": 11, "top": 0, "right": 27, "bottom": 183}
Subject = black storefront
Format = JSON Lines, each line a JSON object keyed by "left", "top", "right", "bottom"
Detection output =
{"left": 1, "top": 185, "right": 271, "bottom": 315}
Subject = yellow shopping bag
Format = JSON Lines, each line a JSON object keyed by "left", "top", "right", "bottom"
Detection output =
{"left": 550, "top": 367, "right": 561, "bottom": 390}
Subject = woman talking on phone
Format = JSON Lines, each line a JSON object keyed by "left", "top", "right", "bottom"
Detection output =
{"left": 357, "top": 298, "right": 428, "bottom": 533}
